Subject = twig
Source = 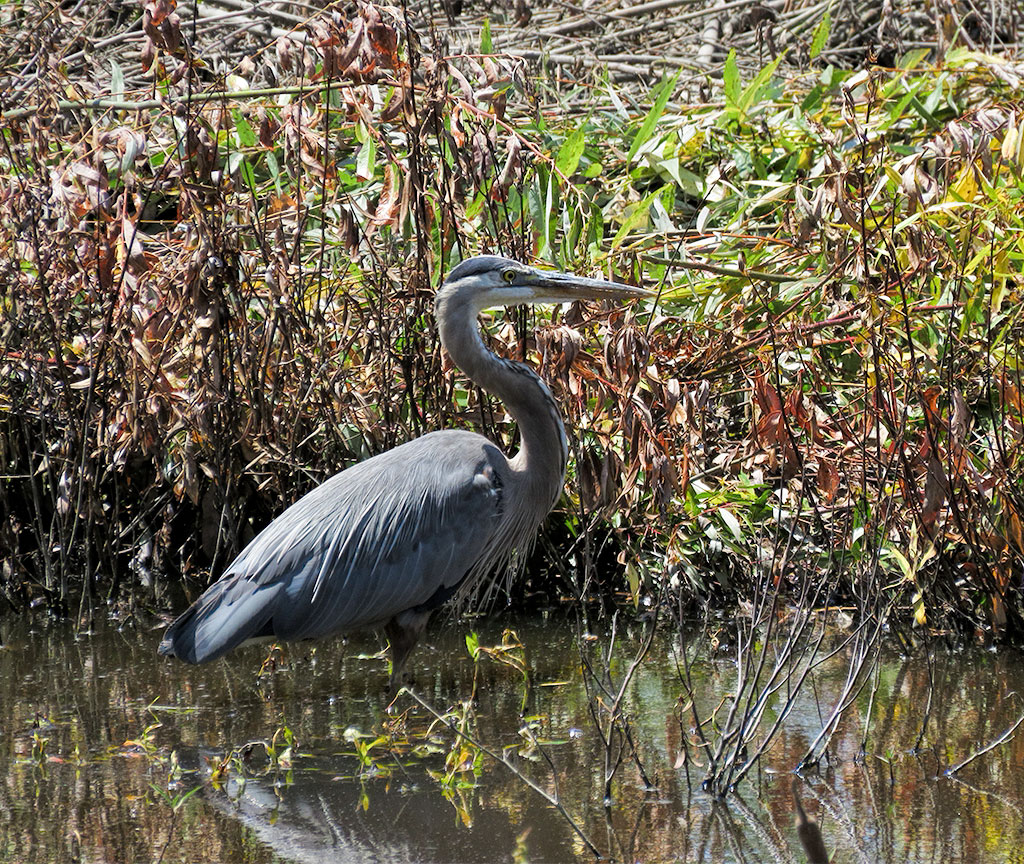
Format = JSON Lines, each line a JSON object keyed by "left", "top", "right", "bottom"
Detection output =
{"left": 696, "top": 0, "right": 725, "bottom": 66}
{"left": 642, "top": 253, "right": 800, "bottom": 284}
{"left": 505, "top": 49, "right": 664, "bottom": 76}
{"left": 198, "top": 0, "right": 307, "bottom": 27}
{"left": 535, "top": 0, "right": 770, "bottom": 39}
{"left": 1, "top": 82, "right": 356, "bottom": 123}
{"left": 54, "top": 0, "right": 307, "bottom": 72}
{"left": 945, "top": 700, "right": 1024, "bottom": 776}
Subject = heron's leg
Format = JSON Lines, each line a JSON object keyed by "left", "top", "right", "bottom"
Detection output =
{"left": 384, "top": 609, "right": 432, "bottom": 694}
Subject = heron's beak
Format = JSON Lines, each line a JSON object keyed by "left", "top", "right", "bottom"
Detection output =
{"left": 527, "top": 269, "right": 653, "bottom": 304}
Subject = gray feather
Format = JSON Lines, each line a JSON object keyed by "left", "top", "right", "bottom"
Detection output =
{"left": 159, "top": 431, "right": 508, "bottom": 663}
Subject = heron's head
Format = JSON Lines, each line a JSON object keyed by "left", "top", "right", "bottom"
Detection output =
{"left": 436, "top": 255, "right": 650, "bottom": 316}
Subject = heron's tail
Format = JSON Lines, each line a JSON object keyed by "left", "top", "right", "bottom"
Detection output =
{"left": 158, "top": 578, "right": 277, "bottom": 664}
{"left": 158, "top": 604, "right": 207, "bottom": 663}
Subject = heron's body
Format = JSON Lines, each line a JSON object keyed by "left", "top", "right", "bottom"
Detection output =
{"left": 159, "top": 256, "right": 647, "bottom": 688}
{"left": 161, "top": 430, "right": 540, "bottom": 667}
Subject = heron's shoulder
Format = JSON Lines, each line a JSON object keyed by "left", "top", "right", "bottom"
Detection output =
{"left": 397, "top": 428, "right": 501, "bottom": 456}
{"left": 301, "top": 429, "right": 504, "bottom": 502}
{"left": 340, "top": 429, "right": 503, "bottom": 471}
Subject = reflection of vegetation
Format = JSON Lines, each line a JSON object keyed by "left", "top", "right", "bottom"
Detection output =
{"left": 4, "top": 621, "right": 1024, "bottom": 861}
{"left": 670, "top": 542, "right": 894, "bottom": 796}
{"left": 466, "top": 629, "right": 530, "bottom": 710}
{"left": 578, "top": 609, "right": 661, "bottom": 803}
{"left": 123, "top": 712, "right": 163, "bottom": 759}
{"left": 29, "top": 730, "right": 48, "bottom": 772}
{"left": 405, "top": 685, "right": 603, "bottom": 857}
{"left": 150, "top": 783, "right": 202, "bottom": 864}
{"left": 207, "top": 722, "right": 297, "bottom": 791}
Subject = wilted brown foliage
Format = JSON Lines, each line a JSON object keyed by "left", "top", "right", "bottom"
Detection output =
{"left": 2, "top": 0, "right": 1024, "bottom": 647}
{"left": 0, "top": 0, "right": 650, "bottom": 620}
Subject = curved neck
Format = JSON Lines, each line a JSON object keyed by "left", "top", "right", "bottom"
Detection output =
{"left": 436, "top": 289, "right": 567, "bottom": 509}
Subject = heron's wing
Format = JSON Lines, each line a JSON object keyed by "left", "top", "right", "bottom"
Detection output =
{"left": 160, "top": 430, "right": 508, "bottom": 662}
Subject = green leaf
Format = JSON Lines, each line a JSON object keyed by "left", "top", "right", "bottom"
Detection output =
{"left": 801, "top": 84, "right": 824, "bottom": 114}
{"left": 887, "top": 547, "right": 913, "bottom": 581}
{"left": 809, "top": 8, "right": 831, "bottom": 59}
{"left": 652, "top": 156, "right": 702, "bottom": 195}
{"left": 586, "top": 203, "right": 604, "bottom": 255}
{"left": 908, "top": 94, "right": 938, "bottom": 126}
{"left": 555, "top": 127, "right": 585, "bottom": 177}
{"left": 898, "top": 47, "right": 930, "bottom": 70}
{"left": 464, "top": 190, "right": 486, "bottom": 221}
{"left": 465, "top": 631, "right": 480, "bottom": 660}
{"left": 627, "top": 71, "right": 678, "bottom": 163}
{"left": 611, "top": 186, "right": 665, "bottom": 248}
{"left": 723, "top": 49, "right": 740, "bottom": 107}
{"left": 626, "top": 561, "right": 640, "bottom": 609}
{"left": 265, "top": 151, "right": 280, "bottom": 183}
{"left": 232, "top": 109, "right": 256, "bottom": 147}
{"left": 738, "top": 54, "right": 783, "bottom": 115}
{"left": 480, "top": 18, "right": 493, "bottom": 54}
{"left": 913, "top": 594, "right": 927, "bottom": 626}
{"left": 356, "top": 137, "right": 376, "bottom": 180}
{"left": 718, "top": 507, "right": 744, "bottom": 543}
{"left": 239, "top": 158, "right": 256, "bottom": 197}
{"left": 563, "top": 212, "right": 583, "bottom": 258}
{"left": 540, "top": 172, "right": 555, "bottom": 258}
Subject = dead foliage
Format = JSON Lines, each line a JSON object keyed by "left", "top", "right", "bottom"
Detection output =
{"left": 0, "top": 0, "right": 1023, "bottom": 647}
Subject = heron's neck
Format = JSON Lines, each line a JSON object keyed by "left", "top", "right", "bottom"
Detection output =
{"left": 437, "top": 294, "right": 568, "bottom": 509}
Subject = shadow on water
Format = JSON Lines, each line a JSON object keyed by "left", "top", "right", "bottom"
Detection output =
{"left": 2, "top": 613, "right": 1024, "bottom": 862}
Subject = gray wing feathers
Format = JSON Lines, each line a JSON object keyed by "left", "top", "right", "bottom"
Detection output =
{"left": 160, "top": 430, "right": 505, "bottom": 663}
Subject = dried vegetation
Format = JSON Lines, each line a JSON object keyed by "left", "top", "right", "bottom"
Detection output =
{"left": 1, "top": 0, "right": 1024, "bottom": 656}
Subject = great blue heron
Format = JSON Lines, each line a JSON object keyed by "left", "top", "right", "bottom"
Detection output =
{"left": 159, "top": 255, "right": 649, "bottom": 689}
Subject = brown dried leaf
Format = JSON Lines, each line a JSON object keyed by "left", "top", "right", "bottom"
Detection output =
{"left": 1007, "top": 507, "right": 1024, "bottom": 554}
{"left": 921, "top": 451, "right": 948, "bottom": 534}
{"left": 364, "top": 6, "right": 398, "bottom": 68}
{"left": 142, "top": 8, "right": 159, "bottom": 40}
{"left": 494, "top": 133, "right": 522, "bottom": 195}
{"left": 380, "top": 85, "right": 406, "bottom": 123}
{"left": 336, "top": 18, "right": 365, "bottom": 73}
{"left": 752, "top": 371, "right": 782, "bottom": 416}
{"left": 921, "top": 385, "right": 942, "bottom": 428}
{"left": 276, "top": 35, "right": 294, "bottom": 71}
{"left": 160, "top": 13, "right": 181, "bottom": 52}
{"left": 448, "top": 65, "right": 475, "bottom": 103}
{"left": 678, "top": 444, "right": 690, "bottom": 498}
{"left": 368, "top": 25, "right": 398, "bottom": 69}
{"left": 337, "top": 206, "right": 360, "bottom": 257}
{"left": 369, "top": 164, "right": 400, "bottom": 227}
{"left": 950, "top": 387, "right": 968, "bottom": 445}
{"left": 258, "top": 111, "right": 280, "bottom": 149}
{"left": 140, "top": 36, "right": 156, "bottom": 71}
{"left": 816, "top": 458, "right": 840, "bottom": 504}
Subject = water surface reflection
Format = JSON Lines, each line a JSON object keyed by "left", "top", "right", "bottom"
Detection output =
{"left": 1, "top": 615, "right": 1022, "bottom": 862}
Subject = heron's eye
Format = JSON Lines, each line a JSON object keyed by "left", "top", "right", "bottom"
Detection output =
{"left": 502, "top": 269, "right": 516, "bottom": 284}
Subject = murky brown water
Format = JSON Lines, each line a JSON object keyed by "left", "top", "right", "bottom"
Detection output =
{"left": 2, "top": 612, "right": 1023, "bottom": 863}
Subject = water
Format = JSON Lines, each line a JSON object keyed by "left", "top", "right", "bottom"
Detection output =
{"left": 2, "top": 613, "right": 1023, "bottom": 863}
